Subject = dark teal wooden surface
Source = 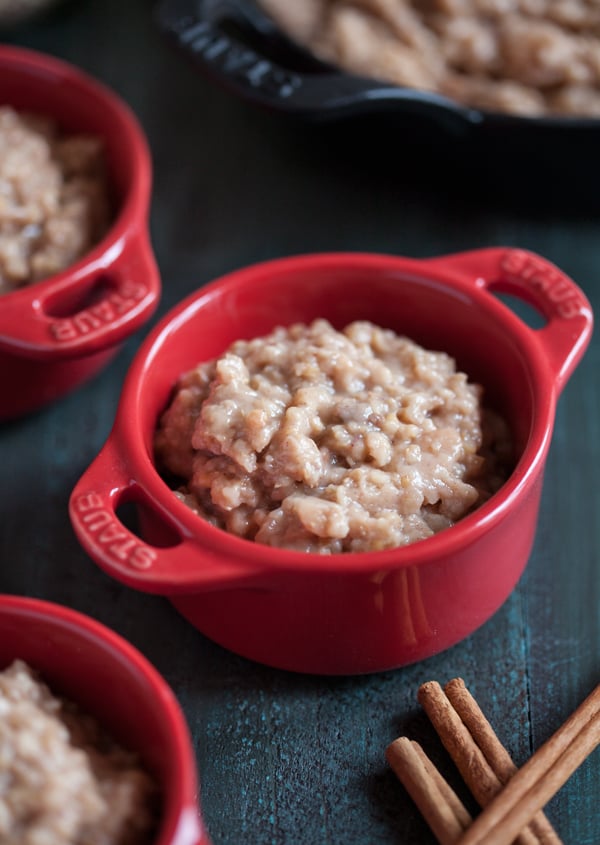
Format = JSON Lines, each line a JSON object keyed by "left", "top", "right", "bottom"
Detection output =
{"left": 1, "top": 2, "right": 599, "bottom": 843}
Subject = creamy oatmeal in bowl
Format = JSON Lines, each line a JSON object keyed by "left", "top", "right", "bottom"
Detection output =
{"left": 70, "top": 250, "right": 592, "bottom": 673}
{"left": 0, "top": 106, "right": 111, "bottom": 296}
{"left": 257, "top": 0, "right": 600, "bottom": 117}
{"left": 0, "top": 595, "right": 208, "bottom": 845}
{"left": 0, "top": 659, "right": 158, "bottom": 845}
{"left": 155, "top": 319, "right": 512, "bottom": 554}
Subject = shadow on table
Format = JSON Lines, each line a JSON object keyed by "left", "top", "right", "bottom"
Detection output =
{"left": 364, "top": 705, "right": 482, "bottom": 845}
{"left": 271, "top": 112, "right": 600, "bottom": 219}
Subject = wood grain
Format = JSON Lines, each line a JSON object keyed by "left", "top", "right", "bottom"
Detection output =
{"left": 1, "top": 1, "right": 599, "bottom": 843}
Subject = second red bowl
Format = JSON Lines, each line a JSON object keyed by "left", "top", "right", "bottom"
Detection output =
{"left": 0, "top": 594, "right": 210, "bottom": 845}
{"left": 0, "top": 46, "right": 161, "bottom": 419}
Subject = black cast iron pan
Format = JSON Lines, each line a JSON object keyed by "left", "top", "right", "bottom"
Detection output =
{"left": 155, "top": 0, "right": 600, "bottom": 140}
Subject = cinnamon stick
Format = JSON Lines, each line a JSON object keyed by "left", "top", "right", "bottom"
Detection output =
{"left": 411, "top": 740, "right": 472, "bottom": 831}
{"left": 444, "top": 678, "right": 561, "bottom": 845}
{"left": 455, "top": 684, "right": 600, "bottom": 845}
{"left": 386, "top": 736, "right": 471, "bottom": 845}
{"left": 418, "top": 681, "right": 540, "bottom": 845}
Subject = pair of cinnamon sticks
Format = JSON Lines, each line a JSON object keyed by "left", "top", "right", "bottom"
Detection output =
{"left": 386, "top": 678, "right": 600, "bottom": 845}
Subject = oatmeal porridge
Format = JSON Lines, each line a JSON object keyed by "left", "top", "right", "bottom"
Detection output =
{"left": 155, "top": 319, "right": 512, "bottom": 554}
{"left": 0, "top": 659, "right": 159, "bottom": 845}
{"left": 257, "top": 0, "right": 600, "bottom": 116}
{"left": 0, "top": 106, "right": 111, "bottom": 295}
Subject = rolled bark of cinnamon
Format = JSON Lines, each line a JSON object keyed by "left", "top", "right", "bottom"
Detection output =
{"left": 418, "top": 681, "right": 541, "bottom": 845}
{"left": 444, "top": 678, "right": 561, "bottom": 845}
{"left": 410, "top": 740, "right": 472, "bottom": 830}
{"left": 455, "top": 684, "right": 600, "bottom": 845}
{"left": 386, "top": 736, "right": 471, "bottom": 845}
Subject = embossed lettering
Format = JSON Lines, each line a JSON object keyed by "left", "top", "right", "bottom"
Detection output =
{"left": 75, "top": 493, "right": 104, "bottom": 512}
{"left": 119, "top": 280, "right": 147, "bottom": 299}
{"left": 108, "top": 293, "right": 134, "bottom": 315}
{"left": 75, "top": 504, "right": 157, "bottom": 570}
{"left": 130, "top": 546, "right": 157, "bottom": 570}
{"left": 74, "top": 311, "right": 103, "bottom": 333}
{"left": 178, "top": 20, "right": 302, "bottom": 101}
{"left": 500, "top": 251, "right": 521, "bottom": 275}
{"left": 526, "top": 271, "right": 552, "bottom": 293}
{"left": 49, "top": 280, "right": 149, "bottom": 343}
{"left": 558, "top": 300, "right": 581, "bottom": 319}
{"left": 81, "top": 509, "right": 113, "bottom": 531}
{"left": 109, "top": 538, "right": 137, "bottom": 560}
{"left": 50, "top": 320, "right": 78, "bottom": 341}
{"left": 547, "top": 281, "right": 574, "bottom": 303}
{"left": 500, "top": 251, "right": 583, "bottom": 320}
{"left": 98, "top": 523, "right": 128, "bottom": 543}
{"left": 91, "top": 300, "right": 115, "bottom": 322}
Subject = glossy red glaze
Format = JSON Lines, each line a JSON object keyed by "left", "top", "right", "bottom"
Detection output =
{"left": 69, "top": 249, "right": 593, "bottom": 674}
{"left": 0, "top": 594, "right": 210, "bottom": 845}
{"left": 0, "top": 46, "right": 160, "bottom": 419}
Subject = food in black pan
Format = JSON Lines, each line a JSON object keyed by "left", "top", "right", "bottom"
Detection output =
{"left": 257, "top": 0, "right": 600, "bottom": 116}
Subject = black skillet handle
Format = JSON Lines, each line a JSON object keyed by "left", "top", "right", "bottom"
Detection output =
{"left": 154, "top": 0, "right": 478, "bottom": 128}
{"left": 155, "top": 0, "right": 307, "bottom": 113}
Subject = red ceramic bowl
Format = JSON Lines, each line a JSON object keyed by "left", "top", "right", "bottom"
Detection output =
{"left": 0, "top": 594, "right": 210, "bottom": 845}
{"left": 69, "top": 248, "right": 593, "bottom": 675}
{"left": 0, "top": 46, "right": 160, "bottom": 420}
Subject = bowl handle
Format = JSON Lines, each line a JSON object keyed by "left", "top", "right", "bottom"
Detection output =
{"left": 0, "top": 232, "right": 160, "bottom": 360}
{"left": 69, "top": 438, "right": 266, "bottom": 595}
{"left": 424, "top": 247, "right": 594, "bottom": 395}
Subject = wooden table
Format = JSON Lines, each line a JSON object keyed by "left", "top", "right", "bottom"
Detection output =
{"left": 2, "top": 2, "right": 599, "bottom": 842}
